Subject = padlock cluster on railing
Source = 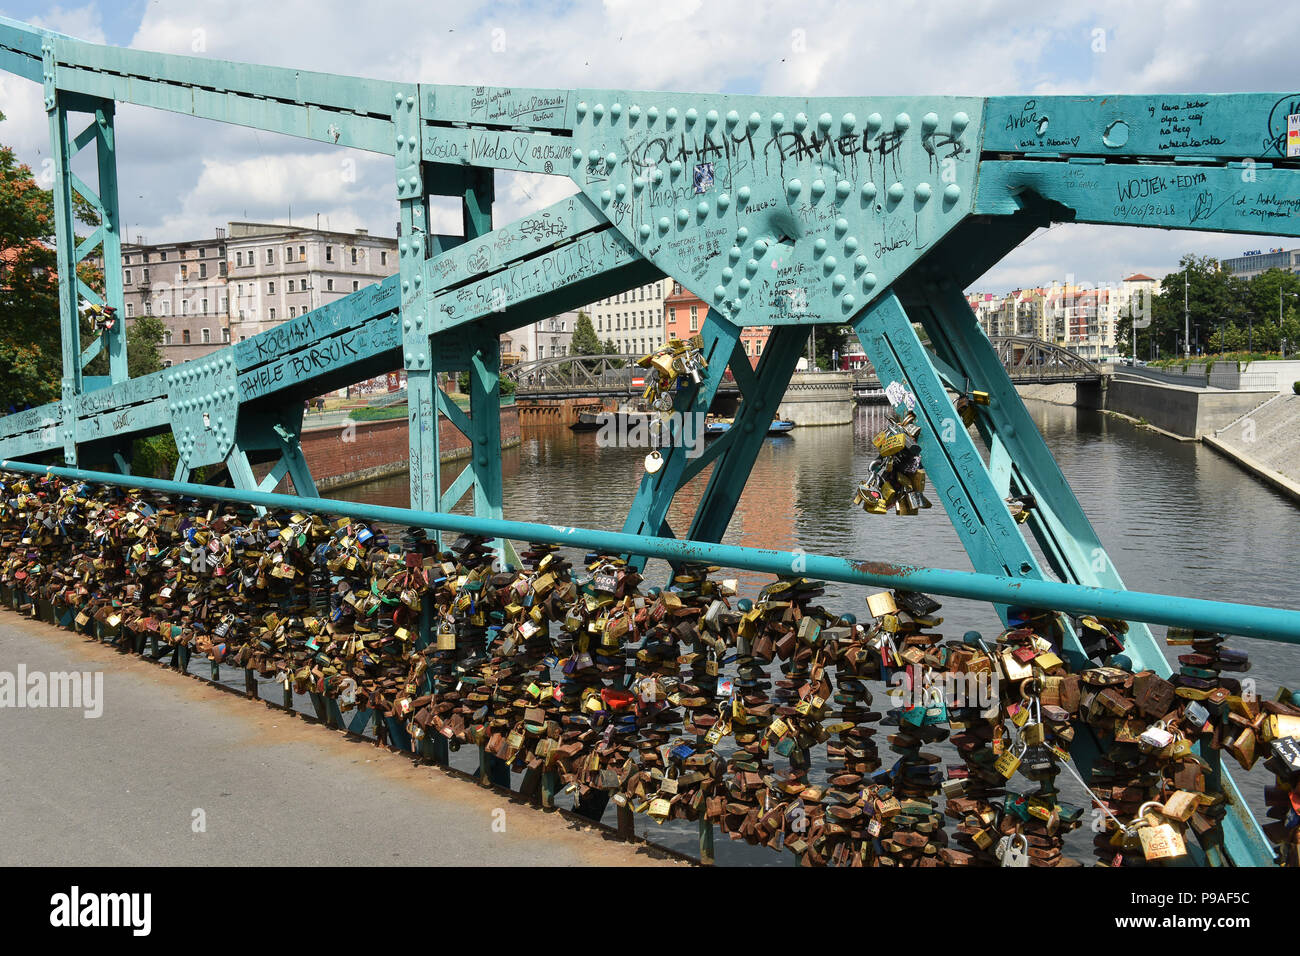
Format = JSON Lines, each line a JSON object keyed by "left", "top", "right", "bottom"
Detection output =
{"left": 2, "top": 470, "right": 1299, "bottom": 867}
{"left": 635, "top": 336, "right": 707, "bottom": 415}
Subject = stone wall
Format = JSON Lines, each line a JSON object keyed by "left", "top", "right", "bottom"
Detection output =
{"left": 290, "top": 405, "right": 521, "bottom": 491}
{"left": 1104, "top": 379, "right": 1273, "bottom": 439}
{"left": 777, "top": 371, "right": 855, "bottom": 426}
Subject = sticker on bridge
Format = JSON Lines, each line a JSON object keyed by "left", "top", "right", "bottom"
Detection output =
{"left": 885, "top": 380, "right": 917, "bottom": 411}
{"left": 693, "top": 162, "right": 715, "bottom": 195}
{"left": 1289, "top": 113, "right": 1300, "bottom": 158}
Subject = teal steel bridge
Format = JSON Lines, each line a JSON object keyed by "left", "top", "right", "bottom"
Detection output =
{"left": 2, "top": 15, "right": 1299, "bottom": 865}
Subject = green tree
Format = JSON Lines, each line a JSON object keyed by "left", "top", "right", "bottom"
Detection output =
{"left": 570, "top": 310, "right": 602, "bottom": 355}
{"left": 1116, "top": 254, "right": 1253, "bottom": 360}
{"left": 811, "top": 325, "right": 850, "bottom": 370}
{"left": 0, "top": 111, "right": 62, "bottom": 410}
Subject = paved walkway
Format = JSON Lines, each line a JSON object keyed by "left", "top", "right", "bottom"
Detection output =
{"left": 0, "top": 611, "right": 677, "bottom": 867}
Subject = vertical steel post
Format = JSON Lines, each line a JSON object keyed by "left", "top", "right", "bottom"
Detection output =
{"left": 44, "top": 44, "right": 80, "bottom": 464}
{"left": 93, "top": 100, "right": 127, "bottom": 383}
{"left": 620, "top": 311, "right": 741, "bottom": 569}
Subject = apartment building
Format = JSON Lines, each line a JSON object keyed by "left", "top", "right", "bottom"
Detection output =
{"left": 499, "top": 311, "right": 576, "bottom": 363}
{"left": 119, "top": 221, "right": 398, "bottom": 366}
{"left": 664, "top": 282, "right": 771, "bottom": 365}
{"left": 585, "top": 279, "right": 668, "bottom": 356}
{"left": 965, "top": 273, "right": 1157, "bottom": 362}
{"left": 121, "top": 229, "right": 231, "bottom": 366}
{"left": 225, "top": 222, "right": 396, "bottom": 341}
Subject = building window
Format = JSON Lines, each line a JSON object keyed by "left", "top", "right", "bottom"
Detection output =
{"left": 690, "top": 305, "right": 698, "bottom": 330}
{"left": 269, "top": 308, "right": 276, "bottom": 320}
{"left": 288, "top": 280, "right": 295, "bottom": 292}
{"left": 325, "top": 246, "right": 333, "bottom": 262}
{"left": 267, "top": 281, "right": 275, "bottom": 294}
{"left": 289, "top": 306, "right": 297, "bottom": 317}
{"left": 201, "top": 298, "right": 208, "bottom": 314}
{"left": 124, "top": 269, "right": 132, "bottom": 284}
{"left": 266, "top": 248, "right": 274, "bottom": 264}
{"left": 236, "top": 252, "right": 243, "bottom": 267}
{"left": 219, "top": 261, "right": 227, "bottom": 277}
{"left": 326, "top": 279, "right": 334, "bottom": 291}
{"left": 144, "top": 301, "right": 152, "bottom": 316}
{"left": 163, "top": 330, "right": 171, "bottom": 344}
{"left": 201, "top": 328, "right": 210, "bottom": 344}
{"left": 352, "top": 280, "right": 358, "bottom": 291}
{"left": 182, "top": 330, "right": 191, "bottom": 344}
{"left": 160, "top": 251, "right": 167, "bottom": 261}
{"left": 298, "top": 245, "right": 305, "bottom": 258}
{"left": 220, "top": 297, "right": 227, "bottom": 312}
{"left": 350, "top": 248, "right": 358, "bottom": 264}
{"left": 380, "top": 251, "right": 387, "bottom": 266}
{"left": 125, "top": 303, "right": 134, "bottom": 318}
{"left": 143, "top": 268, "right": 149, "bottom": 284}
{"left": 199, "top": 247, "right": 206, "bottom": 259}
{"left": 180, "top": 265, "right": 188, "bottom": 280}
{"left": 182, "top": 299, "right": 188, "bottom": 315}
{"left": 286, "top": 246, "right": 294, "bottom": 262}
{"left": 222, "top": 328, "right": 231, "bottom": 342}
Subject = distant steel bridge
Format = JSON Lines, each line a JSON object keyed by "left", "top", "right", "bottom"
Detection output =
{"left": 508, "top": 336, "right": 1101, "bottom": 399}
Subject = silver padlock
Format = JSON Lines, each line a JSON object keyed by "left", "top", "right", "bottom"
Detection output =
{"left": 1139, "top": 720, "right": 1174, "bottom": 751}
{"left": 995, "top": 833, "right": 1030, "bottom": 867}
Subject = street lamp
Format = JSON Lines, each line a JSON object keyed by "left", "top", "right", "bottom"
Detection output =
{"left": 1281, "top": 291, "right": 1297, "bottom": 358}
{"left": 1246, "top": 311, "right": 1255, "bottom": 354}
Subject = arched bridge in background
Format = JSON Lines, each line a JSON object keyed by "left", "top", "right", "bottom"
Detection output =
{"left": 505, "top": 336, "right": 1101, "bottom": 400}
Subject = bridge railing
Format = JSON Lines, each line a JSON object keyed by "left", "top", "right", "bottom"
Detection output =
{"left": 4, "top": 460, "right": 1295, "bottom": 644}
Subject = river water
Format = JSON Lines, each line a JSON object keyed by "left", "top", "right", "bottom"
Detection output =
{"left": 337, "top": 401, "right": 1300, "bottom": 864}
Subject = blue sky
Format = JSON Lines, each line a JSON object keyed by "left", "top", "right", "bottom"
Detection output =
{"left": 0, "top": 1, "right": 1294, "bottom": 293}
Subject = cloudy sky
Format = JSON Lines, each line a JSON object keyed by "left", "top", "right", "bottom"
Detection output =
{"left": 0, "top": 0, "right": 1293, "bottom": 293}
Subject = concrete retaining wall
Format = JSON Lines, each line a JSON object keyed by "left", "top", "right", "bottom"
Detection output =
{"left": 778, "top": 371, "right": 855, "bottom": 426}
{"left": 1105, "top": 379, "right": 1273, "bottom": 439}
{"left": 1016, "top": 383, "right": 1080, "bottom": 406}
{"left": 291, "top": 405, "right": 521, "bottom": 491}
